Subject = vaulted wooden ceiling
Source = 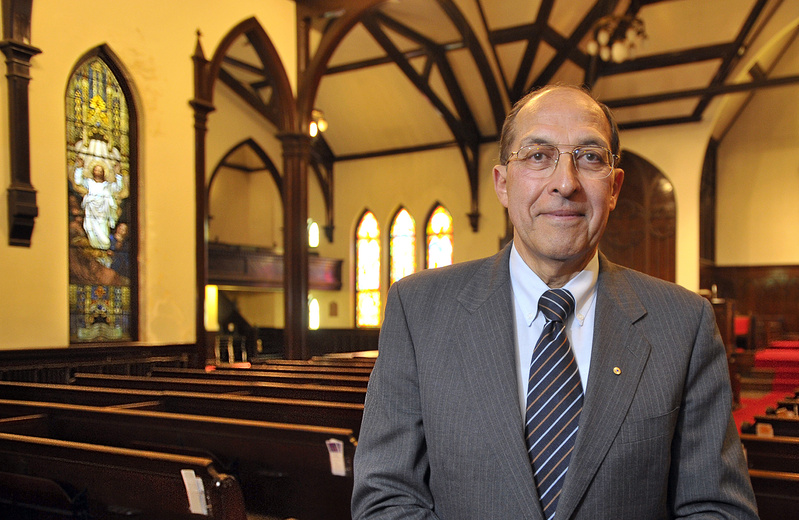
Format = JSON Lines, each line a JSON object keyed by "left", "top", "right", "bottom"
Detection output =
{"left": 219, "top": 0, "right": 799, "bottom": 162}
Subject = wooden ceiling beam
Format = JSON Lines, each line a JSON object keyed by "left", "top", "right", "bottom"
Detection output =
{"left": 692, "top": 0, "right": 768, "bottom": 119}
{"left": 510, "top": 0, "right": 555, "bottom": 101}
{"left": 603, "top": 73, "right": 799, "bottom": 109}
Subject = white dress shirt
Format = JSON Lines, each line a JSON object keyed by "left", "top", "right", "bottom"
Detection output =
{"left": 509, "top": 244, "right": 599, "bottom": 418}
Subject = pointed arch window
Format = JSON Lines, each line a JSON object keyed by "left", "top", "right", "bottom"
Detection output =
{"left": 66, "top": 49, "right": 138, "bottom": 342}
{"left": 426, "top": 204, "right": 453, "bottom": 269}
{"left": 389, "top": 208, "right": 416, "bottom": 285}
{"left": 309, "top": 296, "right": 320, "bottom": 330}
{"left": 356, "top": 211, "right": 381, "bottom": 327}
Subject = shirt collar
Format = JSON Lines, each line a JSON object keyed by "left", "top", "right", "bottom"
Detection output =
{"left": 509, "top": 243, "right": 599, "bottom": 327}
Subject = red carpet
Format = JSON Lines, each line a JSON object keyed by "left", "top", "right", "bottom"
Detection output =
{"left": 735, "top": 343, "right": 799, "bottom": 431}
{"left": 754, "top": 344, "right": 799, "bottom": 391}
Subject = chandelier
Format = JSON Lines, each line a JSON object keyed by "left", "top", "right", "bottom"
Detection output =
{"left": 586, "top": 14, "right": 647, "bottom": 63}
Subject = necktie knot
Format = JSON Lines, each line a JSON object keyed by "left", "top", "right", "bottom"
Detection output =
{"left": 538, "top": 288, "right": 575, "bottom": 323}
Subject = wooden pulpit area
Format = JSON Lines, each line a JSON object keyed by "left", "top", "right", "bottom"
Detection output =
{"left": 0, "top": 344, "right": 376, "bottom": 519}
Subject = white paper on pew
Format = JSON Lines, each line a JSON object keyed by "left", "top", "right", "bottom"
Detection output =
{"left": 326, "top": 438, "right": 346, "bottom": 476}
{"left": 181, "top": 469, "right": 209, "bottom": 515}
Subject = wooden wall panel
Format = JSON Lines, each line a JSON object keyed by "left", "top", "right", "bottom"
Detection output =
{"left": 701, "top": 264, "right": 799, "bottom": 335}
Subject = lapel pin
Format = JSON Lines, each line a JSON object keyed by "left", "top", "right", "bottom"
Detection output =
{"left": 613, "top": 367, "right": 622, "bottom": 375}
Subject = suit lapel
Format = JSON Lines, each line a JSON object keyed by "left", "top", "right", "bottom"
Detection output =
{"left": 454, "top": 245, "right": 543, "bottom": 519}
{"left": 557, "top": 256, "right": 652, "bottom": 519}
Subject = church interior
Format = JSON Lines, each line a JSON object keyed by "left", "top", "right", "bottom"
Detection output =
{"left": 2, "top": 0, "right": 799, "bottom": 518}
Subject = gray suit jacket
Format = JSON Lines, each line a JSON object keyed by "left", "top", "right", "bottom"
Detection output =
{"left": 351, "top": 244, "right": 758, "bottom": 519}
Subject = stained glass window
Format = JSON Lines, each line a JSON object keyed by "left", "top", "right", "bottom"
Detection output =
{"left": 390, "top": 208, "right": 416, "bottom": 285}
{"left": 356, "top": 211, "right": 381, "bottom": 327}
{"left": 66, "top": 52, "right": 137, "bottom": 342}
{"left": 426, "top": 204, "right": 453, "bottom": 269}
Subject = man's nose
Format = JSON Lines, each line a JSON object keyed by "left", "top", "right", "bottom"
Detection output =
{"left": 550, "top": 152, "right": 580, "bottom": 195}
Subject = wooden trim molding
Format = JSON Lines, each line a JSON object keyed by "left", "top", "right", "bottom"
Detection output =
{"left": 2, "top": 0, "right": 40, "bottom": 246}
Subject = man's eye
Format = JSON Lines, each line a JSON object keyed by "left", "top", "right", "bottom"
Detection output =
{"left": 579, "top": 150, "right": 604, "bottom": 163}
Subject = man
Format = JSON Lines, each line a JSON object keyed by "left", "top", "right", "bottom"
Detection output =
{"left": 351, "top": 85, "right": 758, "bottom": 519}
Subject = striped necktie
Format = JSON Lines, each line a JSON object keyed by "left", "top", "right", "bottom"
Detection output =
{"left": 525, "top": 288, "right": 582, "bottom": 520}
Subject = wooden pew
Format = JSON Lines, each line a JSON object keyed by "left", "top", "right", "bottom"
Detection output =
{"left": 748, "top": 468, "right": 799, "bottom": 520}
{"left": 223, "top": 363, "right": 373, "bottom": 376}
{"left": 72, "top": 372, "right": 367, "bottom": 403}
{"left": 740, "top": 433, "right": 799, "bottom": 472}
{"left": 0, "top": 380, "right": 163, "bottom": 407}
{"left": 0, "top": 399, "right": 356, "bottom": 520}
{"left": 0, "top": 380, "right": 364, "bottom": 435}
{"left": 750, "top": 414, "right": 799, "bottom": 437}
{"left": 150, "top": 366, "right": 370, "bottom": 387}
{"left": 0, "top": 425, "right": 246, "bottom": 520}
{"left": 259, "top": 357, "right": 376, "bottom": 369}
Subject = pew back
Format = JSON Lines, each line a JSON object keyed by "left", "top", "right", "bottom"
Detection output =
{"left": 150, "top": 367, "right": 370, "bottom": 387}
{"left": 741, "top": 433, "right": 799, "bottom": 473}
{"left": 72, "top": 372, "right": 367, "bottom": 403}
{"left": 748, "top": 468, "right": 799, "bottom": 520}
{"left": 0, "top": 429, "right": 246, "bottom": 520}
{"left": 0, "top": 381, "right": 364, "bottom": 434}
{"left": 0, "top": 399, "right": 355, "bottom": 520}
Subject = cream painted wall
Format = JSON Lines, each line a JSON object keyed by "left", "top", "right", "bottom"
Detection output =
{"left": 717, "top": 81, "right": 799, "bottom": 265}
{"left": 715, "top": 2, "right": 799, "bottom": 267}
{"left": 0, "top": 1, "right": 296, "bottom": 349}
{"left": 207, "top": 81, "right": 284, "bottom": 250}
{"left": 230, "top": 291, "right": 284, "bottom": 330}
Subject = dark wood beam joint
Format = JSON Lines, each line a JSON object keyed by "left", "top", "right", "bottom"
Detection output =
{"left": 531, "top": 0, "right": 620, "bottom": 91}
{"left": 217, "top": 67, "right": 278, "bottom": 127}
{"left": 1, "top": 38, "right": 41, "bottom": 246}
{"left": 692, "top": 0, "right": 768, "bottom": 118}
{"left": 510, "top": 0, "right": 554, "bottom": 101}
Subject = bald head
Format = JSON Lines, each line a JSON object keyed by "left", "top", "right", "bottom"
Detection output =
{"left": 498, "top": 85, "right": 620, "bottom": 165}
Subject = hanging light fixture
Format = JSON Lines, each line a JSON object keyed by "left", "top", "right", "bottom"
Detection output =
{"left": 309, "top": 109, "right": 328, "bottom": 137}
{"left": 586, "top": 13, "right": 647, "bottom": 63}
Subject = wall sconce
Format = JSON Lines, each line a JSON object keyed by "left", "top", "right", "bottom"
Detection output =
{"left": 309, "top": 109, "right": 328, "bottom": 137}
{"left": 586, "top": 13, "right": 647, "bottom": 63}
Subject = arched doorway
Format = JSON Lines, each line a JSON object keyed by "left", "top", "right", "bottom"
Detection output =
{"left": 601, "top": 151, "right": 676, "bottom": 282}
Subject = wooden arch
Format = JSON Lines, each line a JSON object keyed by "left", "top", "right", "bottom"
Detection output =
{"left": 192, "top": 18, "right": 299, "bottom": 358}
{"left": 207, "top": 137, "right": 283, "bottom": 203}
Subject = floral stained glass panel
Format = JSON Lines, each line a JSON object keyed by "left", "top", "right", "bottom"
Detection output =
{"left": 356, "top": 212, "right": 381, "bottom": 327}
{"left": 427, "top": 205, "right": 453, "bottom": 269}
{"left": 390, "top": 208, "right": 416, "bottom": 285}
{"left": 66, "top": 56, "right": 136, "bottom": 342}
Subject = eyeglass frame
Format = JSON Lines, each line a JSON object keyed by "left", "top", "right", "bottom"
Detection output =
{"left": 504, "top": 143, "right": 619, "bottom": 179}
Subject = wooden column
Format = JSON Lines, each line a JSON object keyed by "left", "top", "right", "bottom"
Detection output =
{"left": 280, "top": 132, "right": 310, "bottom": 359}
{"left": 2, "top": 0, "right": 40, "bottom": 246}
{"left": 191, "top": 34, "right": 214, "bottom": 365}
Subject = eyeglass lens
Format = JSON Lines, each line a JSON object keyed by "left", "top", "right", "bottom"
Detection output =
{"left": 513, "top": 145, "right": 613, "bottom": 178}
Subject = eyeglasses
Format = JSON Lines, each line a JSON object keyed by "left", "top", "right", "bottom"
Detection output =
{"left": 505, "top": 144, "right": 618, "bottom": 179}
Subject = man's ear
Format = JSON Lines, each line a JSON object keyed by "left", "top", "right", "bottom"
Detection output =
{"left": 608, "top": 168, "right": 624, "bottom": 211}
{"left": 493, "top": 164, "right": 509, "bottom": 208}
